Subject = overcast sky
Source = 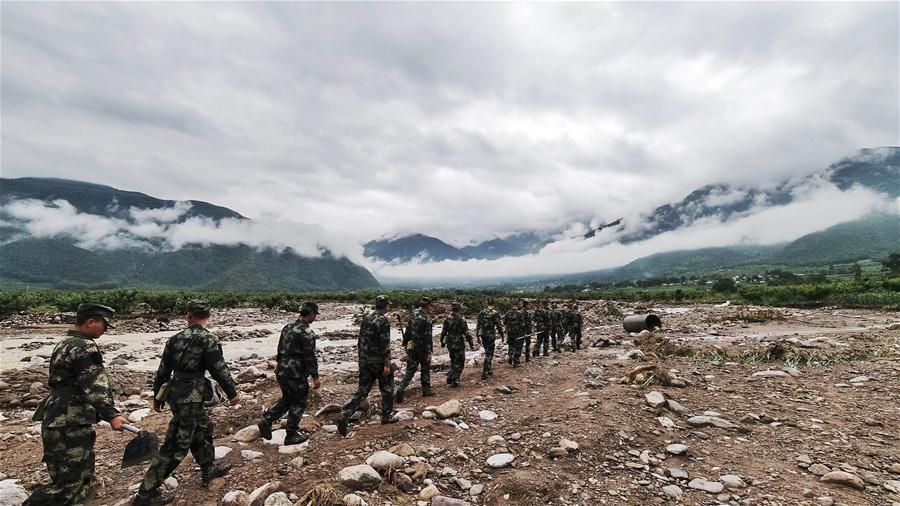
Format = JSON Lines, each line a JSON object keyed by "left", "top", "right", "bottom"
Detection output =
{"left": 2, "top": 2, "right": 898, "bottom": 276}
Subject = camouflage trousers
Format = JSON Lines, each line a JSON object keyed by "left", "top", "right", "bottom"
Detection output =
{"left": 534, "top": 330, "right": 551, "bottom": 355}
{"left": 343, "top": 362, "right": 393, "bottom": 422}
{"left": 396, "top": 350, "right": 431, "bottom": 395}
{"left": 263, "top": 375, "right": 310, "bottom": 435}
{"left": 136, "top": 403, "right": 214, "bottom": 499}
{"left": 507, "top": 335, "right": 524, "bottom": 365}
{"left": 24, "top": 424, "right": 96, "bottom": 506}
{"left": 550, "top": 328, "right": 561, "bottom": 351}
{"left": 523, "top": 335, "right": 533, "bottom": 361}
{"left": 569, "top": 328, "right": 583, "bottom": 350}
{"left": 481, "top": 336, "right": 497, "bottom": 376}
{"left": 447, "top": 347, "right": 465, "bottom": 384}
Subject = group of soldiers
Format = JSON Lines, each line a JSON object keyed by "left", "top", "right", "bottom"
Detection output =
{"left": 26, "top": 296, "right": 582, "bottom": 506}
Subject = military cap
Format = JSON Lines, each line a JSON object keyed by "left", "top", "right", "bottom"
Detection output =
{"left": 519, "top": 299, "right": 529, "bottom": 307}
{"left": 487, "top": 298, "right": 496, "bottom": 305}
{"left": 419, "top": 296, "right": 432, "bottom": 306}
{"left": 77, "top": 303, "right": 115, "bottom": 328}
{"left": 375, "top": 295, "right": 391, "bottom": 309}
{"left": 300, "top": 301, "right": 319, "bottom": 315}
{"left": 186, "top": 299, "right": 211, "bottom": 313}
{"left": 450, "top": 301, "right": 462, "bottom": 310}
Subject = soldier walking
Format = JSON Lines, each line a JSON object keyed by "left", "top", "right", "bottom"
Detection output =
{"left": 133, "top": 300, "right": 238, "bottom": 506}
{"left": 549, "top": 303, "right": 563, "bottom": 353}
{"left": 532, "top": 301, "right": 552, "bottom": 357}
{"left": 338, "top": 295, "right": 395, "bottom": 436}
{"left": 520, "top": 300, "right": 533, "bottom": 361}
{"left": 567, "top": 302, "right": 584, "bottom": 351}
{"left": 440, "top": 301, "right": 474, "bottom": 387}
{"left": 25, "top": 304, "right": 128, "bottom": 506}
{"left": 475, "top": 298, "right": 504, "bottom": 379}
{"left": 503, "top": 300, "right": 528, "bottom": 367}
{"left": 257, "top": 301, "right": 321, "bottom": 445}
{"left": 395, "top": 297, "right": 435, "bottom": 403}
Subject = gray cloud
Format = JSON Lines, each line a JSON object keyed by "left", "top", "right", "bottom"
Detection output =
{"left": 1, "top": 2, "right": 897, "bottom": 272}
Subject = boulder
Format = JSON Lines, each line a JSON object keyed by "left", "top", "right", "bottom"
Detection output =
{"left": 645, "top": 391, "right": 666, "bottom": 408}
{"left": 820, "top": 471, "right": 866, "bottom": 490}
{"left": 263, "top": 492, "right": 292, "bottom": 506}
{"left": 419, "top": 484, "right": 440, "bottom": 501}
{"left": 486, "top": 453, "right": 515, "bottom": 468}
{"left": 687, "top": 479, "right": 724, "bottom": 494}
{"left": 435, "top": 400, "right": 463, "bottom": 419}
{"left": 365, "top": 451, "right": 405, "bottom": 473}
{"left": 232, "top": 425, "right": 261, "bottom": 442}
{"left": 338, "top": 464, "right": 382, "bottom": 491}
{"left": 248, "top": 481, "right": 281, "bottom": 506}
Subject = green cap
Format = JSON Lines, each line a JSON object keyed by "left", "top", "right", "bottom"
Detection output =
{"left": 186, "top": 299, "right": 211, "bottom": 313}
{"left": 77, "top": 303, "right": 115, "bottom": 328}
{"left": 451, "top": 301, "right": 462, "bottom": 310}
{"left": 375, "top": 295, "right": 391, "bottom": 309}
{"left": 419, "top": 296, "right": 432, "bottom": 306}
{"left": 487, "top": 298, "right": 496, "bottom": 305}
{"left": 520, "top": 299, "right": 528, "bottom": 308}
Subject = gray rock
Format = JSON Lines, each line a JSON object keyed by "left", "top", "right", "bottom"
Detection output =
{"left": 365, "top": 451, "right": 405, "bottom": 472}
{"left": 248, "top": 481, "right": 281, "bottom": 506}
{"left": 338, "top": 464, "right": 382, "bottom": 491}
{"left": 232, "top": 425, "right": 261, "bottom": 442}
{"left": 435, "top": 400, "right": 463, "bottom": 419}
{"left": 720, "top": 474, "right": 746, "bottom": 489}
{"left": 470, "top": 484, "right": 484, "bottom": 496}
{"left": 645, "top": 391, "right": 666, "bottom": 408}
{"left": 820, "top": 470, "right": 866, "bottom": 490}
{"left": 666, "top": 444, "right": 688, "bottom": 455}
{"left": 222, "top": 490, "right": 250, "bottom": 505}
{"left": 662, "top": 485, "right": 683, "bottom": 499}
{"left": 669, "top": 468, "right": 689, "bottom": 479}
{"left": 688, "top": 478, "right": 724, "bottom": 494}
{"left": 686, "top": 416, "right": 737, "bottom": 430}
{"left": 809, "top": 464, "right": 831, "bottom": 476}
{"left": 431, "top": 497, "right": 472, "bottom": 506}
{"left": 342, "top": 494, "right": 367, "bottom": 506}
{"left": 264, "top": 492, "right": 292, "bottom": 506}
{"left": 487, "top": 453, "right": 515, "bottom": 468}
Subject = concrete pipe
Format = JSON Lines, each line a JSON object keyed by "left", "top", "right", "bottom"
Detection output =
{"left": 623, "top": 314, "right": 662, "bottom": 332}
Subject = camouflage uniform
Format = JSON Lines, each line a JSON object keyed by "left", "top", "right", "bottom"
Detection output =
{"left": 475, "top": 305, "right": 504, "bottom": 378}
{"left": 549, "top": 305, "right": 563, "bottom": 352}
{"left": 532, "top": 303, "right": 552, "bottom": 356}
{"left": 441, "top": 306, "right": 473, "bottom": 386}
{"left": 503, "top": 304, "right": 529, "bottom": 367}
{"left": 260, "top": 311, "right": 319, "bottom": 442}
{"left": 567, "top": 306, "right": 584, "bottom": 351}
{"left": 396, "top": 301, "right": 434, "bottom": 400}
{"left": 135, "top": 306, "right": 237, "bottom": 503}
{"left": 25, "top": 312, "right": 120, "bottom": 506}
{"left": 521, "top": 304, "right": 533, "bottom": 361}
{"left": 341, "top": 303, "right": 393, "bottom": 424}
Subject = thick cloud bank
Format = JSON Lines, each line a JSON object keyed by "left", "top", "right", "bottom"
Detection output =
{"left": 0, "top": 199, "right": 365, "bottom": 262}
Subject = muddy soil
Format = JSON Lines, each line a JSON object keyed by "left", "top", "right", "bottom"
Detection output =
{"left": 0, "top": 301, "right": 898, "bottom": 506}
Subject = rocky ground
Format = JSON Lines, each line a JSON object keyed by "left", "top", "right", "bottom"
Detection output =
{"left": 0, "top": 301, "right": 898, "bottom": 506}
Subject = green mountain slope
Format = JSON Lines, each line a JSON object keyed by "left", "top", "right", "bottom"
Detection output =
{"left": 770, "top": 213, "right": 900, "bottom": 265}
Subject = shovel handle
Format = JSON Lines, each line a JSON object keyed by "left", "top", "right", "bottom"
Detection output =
{"left": 122, "top": 424, "right": 142, "bottom": 434}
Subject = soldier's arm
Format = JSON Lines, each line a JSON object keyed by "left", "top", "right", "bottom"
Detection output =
{"left": 75, "top": 343, "right": 120, "bottom": 422}
{"left": 464, "top": 320, "right": 474, "bottom": 348}
{"left": 153, "top": 340, "right": 174, "bottom": 396}
{"left": 440, "top": 319, "right": 449, "bottom": 346}
{"left": 299, "top": 328, "right": 319, "bottom": 380}
{"left": 204, "top": 335, "right": 238, "bottom": 400}
{"left": 379, "top": 317, "right": 391, "bottom": 367}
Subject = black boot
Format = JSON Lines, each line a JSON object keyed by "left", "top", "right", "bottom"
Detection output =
{"left": 422, "top": 389, "right": 435, "bottom": 397}
{"left": 201, "top": 463, "right": 232, "bottom": 485}
{"left": 257, "top": 419, "right": 272, "bottom": 440}
{"left": 284, "top": 431, "right": 309, "bottom": 445}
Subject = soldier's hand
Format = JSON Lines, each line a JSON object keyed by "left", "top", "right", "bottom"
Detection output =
{"left": 153, "top": 400, "right": 164, "bottom": 413}
{"left": 313, "top": 378, "right": 322, "bottom": 389}
{"left": 110, "top": 416, "right": 127, "bottom": 431}
{"left": 229, "top": 395, "right": 240, "bottom": 406}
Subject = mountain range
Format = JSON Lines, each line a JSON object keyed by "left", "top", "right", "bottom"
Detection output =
{"left": 364, "top": 147, "right": 899, "bottom": 265}
{"left": 0, "top": 178, "right": 379, "bottom": 291}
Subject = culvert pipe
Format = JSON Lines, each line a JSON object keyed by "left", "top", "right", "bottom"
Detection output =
{"left": 623, "top": 314, "right": 662, "bottom": 332}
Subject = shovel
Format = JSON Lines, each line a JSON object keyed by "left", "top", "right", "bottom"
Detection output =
{"left": 121, "top": 423, "right": 159, "bottom": 468}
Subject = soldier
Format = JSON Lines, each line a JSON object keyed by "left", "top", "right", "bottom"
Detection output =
{"left": 133, "top": 300, "right": 238, "bottom": 506}
{"left": 532, "top": 301, "right": 552, "bottom": 357}
{"left": 567, "top": 302, "right": 584, "bottom": 351}
{"left": 549, "top": 302, "right": 563, "bottom": 353}
{"left": 257, "top": 301, "right": 320, "bottom": 445}
{"left": 338, "top": 295, "right": 395, "bottom": 436}
{"left": 25, "top": 304, "right": 128, "bottom": 506}
{"left": 440, "top": 301, "right": 475, "bottom": 387}
{"left": 475, "top": 298, "right": 505, "bottom": 379}
{"left": 520, "top": 299, "right": 534, "bottom": 361}
{"left": 503, "top": 299, "right": 528, "bottom": 367}
{"left": 395, "top": 297, "right": 435, "bottom": 403}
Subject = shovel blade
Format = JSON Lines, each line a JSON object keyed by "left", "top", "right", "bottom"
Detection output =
{"left": 122, "top": 430, "right": 159, "bottom": 468}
